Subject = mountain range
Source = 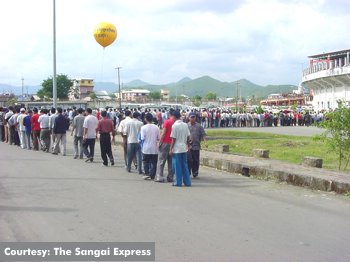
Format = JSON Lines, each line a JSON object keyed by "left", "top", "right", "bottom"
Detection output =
{"left": 0, "top": 76, "right": 297, "bottom": 99}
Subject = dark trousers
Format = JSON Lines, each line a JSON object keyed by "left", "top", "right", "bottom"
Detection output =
{"left": 32, "top": 130, "right": 40, "bottom": 150}
{"left": 187, "top": 149, "right": 200, "bottom": 176}
{"left": 83, "top": 138, "right": 96, "bottom": 159}
{"left": 100, "top": 133, "right": 114, "bottom": 165}
{"left": 143, "top": 154, "right": 158, "bottom": 179}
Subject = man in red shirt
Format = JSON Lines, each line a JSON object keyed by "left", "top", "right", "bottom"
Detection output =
{"left": 30, "top": 107, "right": 41, "bottom": 151}
{"left": 155, "top": 109, "right": 175, "bottom": 182}
{"left": 96, "top": 110, "right": 115, "bottom": 167}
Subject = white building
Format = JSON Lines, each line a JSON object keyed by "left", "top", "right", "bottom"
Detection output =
{"left": 115, "top": 89, "right": 150, "bottom": 102}
{"left": 302, "top": 49, "right": 350, "bottom": 111}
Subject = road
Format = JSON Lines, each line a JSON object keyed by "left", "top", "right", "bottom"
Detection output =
{"left": 0, "top": 136, "right": 350, "bottom": 262}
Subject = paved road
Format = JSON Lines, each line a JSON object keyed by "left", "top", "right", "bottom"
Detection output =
{"left": 1, "top": 138, "right": 350, "bottom": 262}
{"left": 210, "top": 126, "right": 324, "bottom": 137}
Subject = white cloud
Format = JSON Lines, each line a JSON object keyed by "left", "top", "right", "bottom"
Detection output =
{"left": 0, "top": 0, "right": 349, "bottom": 88}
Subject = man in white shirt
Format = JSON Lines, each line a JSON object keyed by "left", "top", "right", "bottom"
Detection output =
{"left": 125, "top": 111, "right": 143, "bottom": 173}
{"left": 16, "top": 108, "right": 27, "bottom": 149}
{"left": 170, "top": 110, "right": 191, "bottom": 187}
{"left": 38, "top": 109, "right": 51, "bottom": 152}
{"left": 83, "top": 108, "right": 98, "bottom": 162}
{"left": 140, "top": 113, "right": 160, "bottom": 180}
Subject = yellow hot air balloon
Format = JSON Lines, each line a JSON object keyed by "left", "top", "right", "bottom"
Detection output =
{"left": 93, "top": 22, "right": 117, "bottom": 48}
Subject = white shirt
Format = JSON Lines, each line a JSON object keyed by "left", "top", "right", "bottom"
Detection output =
{"left": 140, "top": 123, "right": 160, "bottom": 154}
{"left": 17, "top": 113, "right": 26, "bottom": 131}
{"left": 38, "top": 114, "right": 50, "bottom": 128}
{"left": 83, "top": 114, "right": 98, "bottom": 139}
{"left": 171, "top": 120, "right": 190, "bottom": 154}
{"left": 117, "top": 116, "right": 132, "bottom": 135}
{"left": 125, "top": 119, "right": 143, "bottom": 144}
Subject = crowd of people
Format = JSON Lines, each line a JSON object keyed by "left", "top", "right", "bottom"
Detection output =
{"left": 0, "top": 105, "right": 208, "bottom": 187}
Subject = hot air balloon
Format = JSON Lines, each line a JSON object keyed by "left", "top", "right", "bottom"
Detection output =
{"left": 93, "top": 22, "right": 117, "bottom": 48}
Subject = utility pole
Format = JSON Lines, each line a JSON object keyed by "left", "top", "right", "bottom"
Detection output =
{"left": 115, "top": 67, "right": 122, "bottom": 109}
{"left": 21, "top": 77, "right": 24, "bottom": 101}
{"left": 52, "top": 0, "right": 57, "bottom": 108}
{"left": 236, "top": 81, "right": 239, "bottom": 112}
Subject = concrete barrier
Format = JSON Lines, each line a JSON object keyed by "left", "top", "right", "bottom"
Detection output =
{"left": 214, "top": 144, "right": 229, "bottom": 153}
{"left": 302, "top": 156, "right": 323, "bottom": 168}
{"left": 252, "top": 149, "right": 269, "bottom": 158}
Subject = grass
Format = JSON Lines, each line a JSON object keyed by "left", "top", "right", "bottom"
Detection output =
{"left": 206, "top": 130, "right": 346, "bottom": 172}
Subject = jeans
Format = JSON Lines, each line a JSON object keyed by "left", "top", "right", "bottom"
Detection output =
{"left": 143, "top": 154, "right": 158, "bottom": 179}
{"left": 25, "top": 131, "right": 32, "bottom": 149}
{"left": 127, "top": 143, "right": 142, "bottom": 173}
{"left": 172, "top": 152, "right": 191, "bottom": 186}
{"left": 73, "top": 135, "right": 84, "bottom": 158}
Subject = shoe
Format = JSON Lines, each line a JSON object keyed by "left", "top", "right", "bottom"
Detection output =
{"left": 154, "top": 178, "right": 165, "bottom": 183}
{"left": 143, "top": 175, "right": 151, "bottom": 180}
{"left": 85, "top": 157, "right": 93, "bottom": 163}
{"left": 52, "top": 152, "right": 58, "bottom": 155}
{"left": 193, "top": 174, "right": 199, "bottom": 178}
{"left": 167, "top": 177, "right": 173, "bottom": 183}
{"left": 73, "top": 156, "right": 78, "bottom": 159}
{"left": 111, "top": 160, "right": 114, "bottom": 166}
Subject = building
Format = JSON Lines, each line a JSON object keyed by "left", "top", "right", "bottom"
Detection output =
{"left": 260, "top": 93, "right": 309, "bottom": 107}
{"left": 115, "top": 89, "right": 150, "bottom": 102}
{"left": 69, "top": 78, "right": 94, "bottom": 100}
{"left": 160, "top": 89, "right": 170, "bottom": 101}
{"left": 302, "top": 49, "right": 350, "bottom": 111}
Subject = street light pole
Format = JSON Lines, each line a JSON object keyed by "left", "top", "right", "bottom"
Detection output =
{"left": 52, "top": 0, "right": 57, "bottom": 108}
{"left": 115, "top": 67, "right": 122, "bottom": 109}
{"left": 21, "top": 77, "right": 24, "bottom": 101}
{"left": 236, "top": 81, "right": 239, "bottom": 112}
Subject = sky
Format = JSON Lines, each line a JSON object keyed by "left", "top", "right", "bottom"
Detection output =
{"left": 0, "top": 0, "right": 349, "bottom": 88}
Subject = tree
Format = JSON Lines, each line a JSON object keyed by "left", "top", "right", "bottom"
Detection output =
{"left": 148, "top": 91, "right": 161, "bottom": 100}
{"left": 316, "top": 101, "right": 350, "bottom": 170}
{"left": 192, "top": 95, "right": 202, "bottom": 107}
{"left": 90, "top": 92, "right": 97, "bottom": 100}
{"left": 37, "top": 74, "right": 73, "bottom": 99}
{"left": 205, "top": 92, "right": 217, "bottom": 101}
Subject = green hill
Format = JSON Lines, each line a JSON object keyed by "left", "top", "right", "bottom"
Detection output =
{"left": 94, "top": 76, "right": 297, "bottom": 99}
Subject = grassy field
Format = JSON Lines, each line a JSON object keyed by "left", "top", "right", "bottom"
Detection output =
{"left": 206, "top": 130, "right": 347, "bottom": 172}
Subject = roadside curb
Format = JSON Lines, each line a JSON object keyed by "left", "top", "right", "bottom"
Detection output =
{"left": 200, "top": 150, "right": 350, "bottom": 194}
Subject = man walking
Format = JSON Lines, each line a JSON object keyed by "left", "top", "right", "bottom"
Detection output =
{"left": 23, "top": 110, "right": 33, "bottom": 150}
{"left": 96, "top": 110, "right": 115, "bottom": 167}
{"left": 83, "top": 108, "right": 98, "bottom": 162}
{"left": 169, "top": 110, "right": 191, "bottom": 187}
{"left": 187, "top": 112, "right": 207, "bottom": 178}
{"left": 31, "top": 108, "right": 41, "bottom": 151}
{"left": 125, "top": 111, "right": 143, "bottom": 173}
{"left": 38, "top": 109, "right": 51, "bottom": 152}
{"left": 52, "top": 107, "right": 67, "bottom": 156}
{"left": 117, "top": 110, "right": 132, "bottom": 168}
{"left": 140, "top": 113, "right": 160, "bottom": 180}
{"left": 155, "top": 109, "right": 174, "bottom": 183}
{"left": 17, "top": 108, "right": 28, "bottom": 149}
{"left": 71, "top": 108, "right": 85, "bottom": 159}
